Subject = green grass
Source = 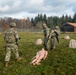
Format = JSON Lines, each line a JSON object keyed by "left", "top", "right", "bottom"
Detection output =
{"left": 0, "top": 32, "right": 76, "bottom": 75}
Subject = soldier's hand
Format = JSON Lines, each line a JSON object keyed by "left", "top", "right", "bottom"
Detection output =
{"left": 49, "top": 36, "right": 51, "bottom": 39}
{"left": 19, "top": 37, "right": 21, "bottom": 39}
{"left": 46, "top": 36, "right": 48, "bottom": 38}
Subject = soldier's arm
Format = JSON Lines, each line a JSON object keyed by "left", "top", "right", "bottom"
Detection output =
{"left": 49, "top": 30, "right": 55, "bottom": 38}
{"left": 14, "top": 31, "right": 20, "bottom": 46}
{"left": 14, "top": 31, "right": 20, "bottom": 40}
{"left": 47, "top": 28, "right": 50, "bottom": 36}
{"left": 4, "top": 31, "right": 6, "bottom": 40}
{"left": 46, "top": 28, "right": 50, "bottom": 39}
{"left": 54, "top": 30, "right": 59, "bottom": 36}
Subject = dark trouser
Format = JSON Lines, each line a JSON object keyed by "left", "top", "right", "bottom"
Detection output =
{"left": 43, "top": 37, "right": 48, "bottom": 50}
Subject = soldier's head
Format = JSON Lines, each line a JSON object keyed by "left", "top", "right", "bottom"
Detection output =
{"left": 10, "top": 22, "right": 16, "bottom": 28}
{"left": 43, "top": 23, "right": 47, "bottom": 29}
{"left": 55, "top": 26, "right": 59, "bottom": 29}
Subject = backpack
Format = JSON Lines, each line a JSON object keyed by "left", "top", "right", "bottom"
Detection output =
{"left": 5, "top": 29, "right": 16, "bottom": 43}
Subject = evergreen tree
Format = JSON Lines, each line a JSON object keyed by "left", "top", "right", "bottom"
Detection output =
{"left": 47, "top": 17, "right": 54, "bottom": 29}
{"left": 73, "top": 13, "right": 76, "bottom": 22}
{"left": 43, "top": 14, "right": 47, "bottom": 24}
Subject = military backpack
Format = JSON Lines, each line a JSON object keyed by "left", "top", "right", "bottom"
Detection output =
{"left": 4, "top": 29, "right": 16, "bottom": 43}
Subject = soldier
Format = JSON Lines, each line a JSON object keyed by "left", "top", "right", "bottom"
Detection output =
{"left": 4, "top": 22, "right": 21, "bottom": 67}
{"left": 43, "top": 23, "right": 50, "bottom": 50}
{"left": 50, "top": 26, "right": 60, "bottom": 51}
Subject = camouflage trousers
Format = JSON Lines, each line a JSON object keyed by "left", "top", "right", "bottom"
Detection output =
{"left": 43, "top": 37, "right": 48, "bottom": 50}
{"left": 5, "top": 43, "right": 20, "bottom": 61}
{"left": 50, "top": 37, "right": 56, "bottom": 50}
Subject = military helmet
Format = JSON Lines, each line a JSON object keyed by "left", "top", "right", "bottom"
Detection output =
{"left": 10, "top": 22, "right": 16, "bottom": 27}
{"left": 55, "top": 26, "right": 59, "bottom": 29}
{"left": 43, "top": 23, "right": 47, "bottom": 28}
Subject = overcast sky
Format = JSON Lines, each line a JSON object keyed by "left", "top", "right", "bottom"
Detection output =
{"left": 0, "top": 0, "right": 76, "bottom": 19}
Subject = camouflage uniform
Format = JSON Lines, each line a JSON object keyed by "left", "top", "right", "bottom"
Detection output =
{"left": 43, "top": 23, "right": 50, "bottom": 50}
{"left": 50, "top": 26, "right": 60, "bottom": 51}
{"left": 4, "top": 22, "right": 21, "bottom": 67}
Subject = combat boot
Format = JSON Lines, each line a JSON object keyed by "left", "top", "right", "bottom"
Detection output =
{"left": 16, "top": 57, "right": 22, "bottom": 62}
{"left": 5, "top": 61, "right": 9, "bottom": 68}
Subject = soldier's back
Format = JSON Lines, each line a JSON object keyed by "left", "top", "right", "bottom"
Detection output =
{"left": 4, "top": 28, "right": 16, "bottom": 43}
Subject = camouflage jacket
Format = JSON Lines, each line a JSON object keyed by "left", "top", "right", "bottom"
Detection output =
{"left": 43, "top": 27, "right": 50, "bottom": 37}
{"left": 4, "top": 28, "right": 20, "bottom": 44}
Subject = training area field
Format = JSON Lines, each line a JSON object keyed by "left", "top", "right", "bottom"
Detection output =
{"left": 0, "top": 32, "right": 76, "bottom": 75}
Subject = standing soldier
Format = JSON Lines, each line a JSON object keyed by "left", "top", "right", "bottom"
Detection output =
{"left": 4, "top": 22, "right": 21, "bottom": 67}
{"left": 50, "top": 26, "right": 60, "bottom": 51}
{"left": 43, "top": 23, "right": 50, "bottom": 50}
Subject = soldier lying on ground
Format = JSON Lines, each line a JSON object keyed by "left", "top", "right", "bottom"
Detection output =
{"left": 30, "top": 48, "right": 48, "bottom": 65}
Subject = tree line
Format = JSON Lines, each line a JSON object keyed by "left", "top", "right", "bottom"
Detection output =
{"left": 0, "top": 13, "right": 76, "bottom": 30}
{"left": 31, "top": 13, "right": 76, "bottom": 30}
{"left": 0, "top": 17, "right": 33, "bottom": 30}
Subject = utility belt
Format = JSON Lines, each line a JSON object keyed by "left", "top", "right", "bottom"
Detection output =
{"left": 6, "top": 41, "right": 16, "bottom": 43}
{"left": 6, "top": 42, "right": 17, "bottom": 46}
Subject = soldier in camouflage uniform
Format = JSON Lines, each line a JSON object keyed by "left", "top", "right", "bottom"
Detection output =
{"left": 4, "top": 22, "right": 21, "bottom": 67}
{"left": 50, "top": 26, "right": 60, "bottom": 51}
{"left": 43, "top": 23, "right": 50, "bottom": 50}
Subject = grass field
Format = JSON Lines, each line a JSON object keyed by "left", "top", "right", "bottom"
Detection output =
{"left": 0, "top": 32, "right": 76, "bottom": 75}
